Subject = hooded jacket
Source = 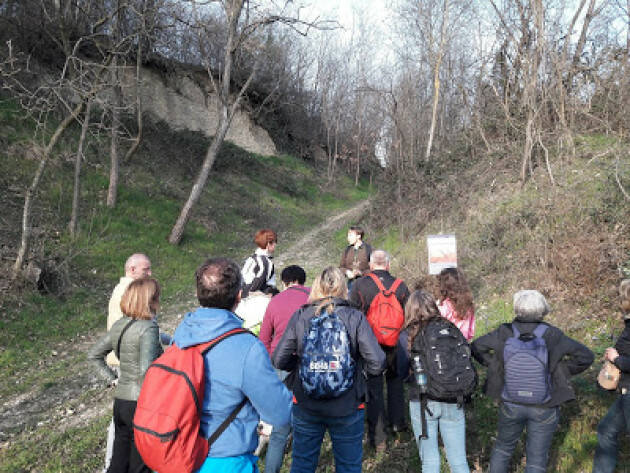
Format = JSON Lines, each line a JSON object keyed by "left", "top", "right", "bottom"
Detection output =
{"left": 172, "top": 307, "right": 292, "bottom": 458}
{"left": 272, "top": 298, "right": 385, "bottom": 417}
{"left": 471, "top": 318, "right": 594, "bottom": 407}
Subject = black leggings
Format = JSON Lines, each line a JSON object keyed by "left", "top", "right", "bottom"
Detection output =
{"left": 107, "top": 398, "right": 151, "bottom": 473}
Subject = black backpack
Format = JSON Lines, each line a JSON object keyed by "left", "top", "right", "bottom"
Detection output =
{"left": 412, "top": 317, "right": 477, "bottom": 402}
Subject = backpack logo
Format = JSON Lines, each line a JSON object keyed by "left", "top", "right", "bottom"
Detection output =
{"left": 502, "top": 324, "right": 551, "bottom": 405}
{"left": 299, "top": 309, "right": 355, "bottom": 399}
{"left": 365, "top": 274, "right": 405, "bottom": 347}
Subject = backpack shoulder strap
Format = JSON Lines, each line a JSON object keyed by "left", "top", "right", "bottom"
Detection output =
{"left": 116, "top": 319, "right": 137, "bottom": 360}
{"left": 367, "top": 272, "right": 386, "bottom": 292}
{"left": 533, "top": 324, "right": 549, "bottom": 337}
{"left": 389, "top": 278, "right": 403, "bottom": 294}
{"left": 196, "top": 327, "right": 252, "bottom": 355}
{"left": 207, "top": 397, "right": 248, "bottom": 447}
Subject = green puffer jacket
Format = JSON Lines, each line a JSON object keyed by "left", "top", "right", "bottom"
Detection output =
{"left": 88, "top": 316, "right": 162, "bottom": 401}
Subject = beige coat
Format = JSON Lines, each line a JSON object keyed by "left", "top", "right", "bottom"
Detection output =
{"left": 106, "top": 276, "right": 133, "bottom": 366}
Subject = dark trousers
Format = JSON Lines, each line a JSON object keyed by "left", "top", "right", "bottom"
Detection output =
{"left": 592, "top": 393, "right": 630, "bottom": 473}
{"left": 366, "top": 347, "right": 406, "bottom": 446}
{"left": 107, "top": 398, "right": 151, "bottom": 473}
{"left": 489, "top": 402, "right": 559, "bottom": 473}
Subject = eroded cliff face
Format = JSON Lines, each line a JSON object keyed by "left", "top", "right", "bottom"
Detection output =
{"left": 123, "top": 65, "right": 277, "bottom": 156}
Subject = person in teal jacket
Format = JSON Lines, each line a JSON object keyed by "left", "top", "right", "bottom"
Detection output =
{"left": 172, "top": 257, "right": 292, "bottom": 473}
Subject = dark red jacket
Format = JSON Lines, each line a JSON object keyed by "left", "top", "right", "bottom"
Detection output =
{"left": 260, "top": 285, "right": 310, "bottom": 356}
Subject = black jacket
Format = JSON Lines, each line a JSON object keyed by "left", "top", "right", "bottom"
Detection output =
{"left": 613, "top": 319, "right": 630, "bottom": 391}
{"left": 471, "top": 319, "right": 594, "bottom": 407}
{"left": 348, "top": 270, "right": 410, "bottom": 315}
{"left": 272, "top": 298, "right": 386, "bottom": 417}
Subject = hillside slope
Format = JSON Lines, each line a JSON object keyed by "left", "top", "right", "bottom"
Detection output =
{"left": 0, "top": 99, "right": 370, "bottom": 472}
{"left": 365, "top": 136, "right": 630, "bottom": 472}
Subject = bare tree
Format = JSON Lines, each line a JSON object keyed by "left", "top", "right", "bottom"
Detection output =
{"left": 168, "top": 1, "right": 335, "bottom": 244}
{"left": 69, "top": 98, "right": 92, "bottom": 238}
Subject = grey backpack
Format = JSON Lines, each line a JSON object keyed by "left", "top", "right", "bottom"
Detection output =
{"left": 502, "top": 324, "right": 551, "bottom": 404}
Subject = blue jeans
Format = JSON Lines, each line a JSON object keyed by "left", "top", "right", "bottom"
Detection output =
{"left": 290, "top": 405, "right": 364, "bottom": 473}
{"left": 409, "top": 400, "right": 470, "bottom": 473}
{"left": 489, "top": 402, "right": 559, "bottom": 473}
{"left": 265, "top": 370, "right": 291, "bottom": 473}
{"left": 592, "top": 393, "right": 630, "bottom": 473}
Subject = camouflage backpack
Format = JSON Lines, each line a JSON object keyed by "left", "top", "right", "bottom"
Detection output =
{"left": 299, "top": 305, "right": 355, "bottom": 399}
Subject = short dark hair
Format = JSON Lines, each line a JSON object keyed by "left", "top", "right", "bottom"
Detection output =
{"left": 196, "top": 258, "right": 242, "bottom": 309}
{"left": 281, "top": 265, "right": 306, "bottom": 285}
{"left": 349, "top": 225, "right": 364, "bottom": 239}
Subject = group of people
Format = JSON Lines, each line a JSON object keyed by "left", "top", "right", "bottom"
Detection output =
{"left": 88, "top": 226, "right": 630, "bottom": 473}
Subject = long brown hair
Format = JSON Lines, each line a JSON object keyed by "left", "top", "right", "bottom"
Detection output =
{"left": 438, "top": 267, "right": 474, "bottom": 320}
{"left": 403, "top": 290, "right": 441, "bottom": 352}
{"left": 308, "top": 266, "right": 348, "bottom": 315}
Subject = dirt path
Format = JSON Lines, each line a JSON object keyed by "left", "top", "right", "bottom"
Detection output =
{"left": 275, "top": 199, "right": 372, "bottom": 274}
{"left": 0, "top": 198, "right": 371, "bottom": 452}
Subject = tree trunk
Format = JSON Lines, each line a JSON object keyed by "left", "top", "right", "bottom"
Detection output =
{"left": 107, "top": 59, "right": 121, "bottom": 208}
{"left": 425, "top": 0, "right": 449, "bottom": 161}
{"left": 107, "top": 3, "right": 123, "bottom": 208}
{"left": 69, "top": 99, "right": 92, "bottom": 237}
{"left": 168, "top": 0, "right": 248, "bottom": 245}
{"left": 13, "top": 101, "right": 85, "bottom": 278}
{"left": 168, "top": 113, "right": 232, "bottom": 245}
{"left": 124, "top": 29, "right": 143, "bottom": 164}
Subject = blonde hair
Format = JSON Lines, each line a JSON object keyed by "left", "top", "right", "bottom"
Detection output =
{"left": 120, "top": 277, "right": 161, "bottom": 320}
{"left": 620, "top": 279, "right": 630, "bottom": 314}
{"left": 308, "top": 267, "right": 348, "bottom": 314}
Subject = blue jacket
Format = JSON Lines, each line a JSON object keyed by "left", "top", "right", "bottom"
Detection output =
{"left": 172, "top": 307, "right": 292, "bottom": 458}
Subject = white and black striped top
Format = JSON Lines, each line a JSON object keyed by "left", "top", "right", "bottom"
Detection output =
{"left": 241, "top": 249, "right": 276, "bottom": 297}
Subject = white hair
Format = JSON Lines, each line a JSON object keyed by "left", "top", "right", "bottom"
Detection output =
{"left": 513, "top": 290, "right": 551, "bottom": 321}
{"left": 124, "top": 253, "right": 150, "bottom": 273}
{"left": 370, "top": 249, "right": 390, "bottom": 268}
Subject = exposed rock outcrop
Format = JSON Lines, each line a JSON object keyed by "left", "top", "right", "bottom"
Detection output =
{"left": 123, "top": 66, "right": 277, "bottom": 156}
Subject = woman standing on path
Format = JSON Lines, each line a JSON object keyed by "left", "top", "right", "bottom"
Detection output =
{"left": 272, "top": 266, "right": 385, "bottom": 473}
{"left": 592, "top": 279, "right": 630, "bottom": 473}
{"left": 88, "top": 278, "right": 163, "bottom": 473}
{"left": 437, "top": 267, "right": 475, "bottom": 342}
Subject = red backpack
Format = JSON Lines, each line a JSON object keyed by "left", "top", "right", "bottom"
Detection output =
{"left": 133, "top": 328, "right": 250, "bottom": 473}
{"left": 365, "top": 273, "right": 405, "bottom": 347}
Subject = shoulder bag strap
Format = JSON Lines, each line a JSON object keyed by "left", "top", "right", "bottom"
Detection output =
{"left": 115, "top": 319, "right": 137, "bottom": 360}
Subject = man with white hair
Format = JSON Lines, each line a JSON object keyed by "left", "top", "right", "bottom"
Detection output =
{"left": 102, "top": 252, "right": 152, "bottom": 472}
{"left": 349, "top": 249, "right": 410, "bottom": 452}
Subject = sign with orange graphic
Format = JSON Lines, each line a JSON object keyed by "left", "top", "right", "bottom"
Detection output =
{"left": 427, "top": 234, "right": 457, "bottom": 275}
